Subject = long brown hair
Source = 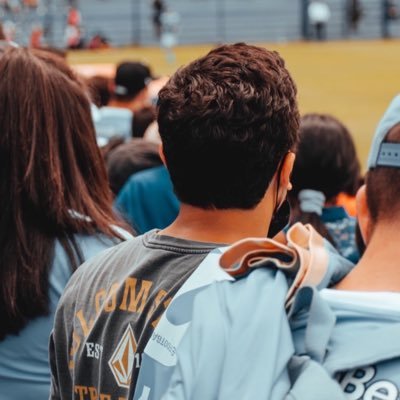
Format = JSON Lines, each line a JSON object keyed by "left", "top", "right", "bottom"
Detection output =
{"left": 0, "top": 48, "right": 127, "bottom": 339}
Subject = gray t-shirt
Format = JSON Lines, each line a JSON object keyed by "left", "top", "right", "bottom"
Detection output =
{"left": 49, "top": 230, "right": 218, "bottom": 400}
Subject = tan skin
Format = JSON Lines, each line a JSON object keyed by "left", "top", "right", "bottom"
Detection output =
{"left": 158, "top": 146, "right": 296, "bottom": 245}
{"left": 336, "top": 184, "right": 400, "bottom": 291}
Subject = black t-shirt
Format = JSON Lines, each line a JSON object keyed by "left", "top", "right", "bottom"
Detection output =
{"left": 49, "top": 230, "right": 218, "bottom": 400}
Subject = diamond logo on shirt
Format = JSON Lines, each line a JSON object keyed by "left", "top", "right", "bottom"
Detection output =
{"left": 108, "top": 324, "right": 137, "bottom": 389}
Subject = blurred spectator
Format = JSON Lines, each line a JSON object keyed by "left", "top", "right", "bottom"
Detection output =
{"left": 65, "top": 24, "right": 83, "bottom": 49}
{"left": 160, "top": 9, "right": 180, "bottom": 63}
{"left": 3, "top": 0, "right": 20, "bottom": 13}
{"left": 383, "top": 0, "right": 398, "bottom": 37}
{"left": 115, "top": 165, "right": 179, "bottom": 233}
{"left": 99, "top": 136, "right": 125, "bottom": 159}
{"left": 132, "top": 105, "right": 157, "bottom": 138}
{"left": 152, "top": 0, "right": 165, "bottom": 39}
{"left": 67, "top": 5, "right": 81, "bottom": 26}
{"left": 308, "top": 0, "right": 331, "bottom": 40}
{"left": 93, "top": 61, "right": 152, "bottom": 146}
{"left": 0, "top": 47, "right": 131, "bottom": 399}
{"left": 23, "top": 0, "right": 38, "bottom": 8}
{"left": 29, "top": 24, "right": 43, "bottom": 48}
{"left": 88, "top": 33, "right": 110, "bottom": 49}
{"left": 347, "top": 0, "right": 363, "bottom": 33}
{"left": 385, "top": 0, "right": 398, "bottom": 20}
{"left": 65, "top": 6, "right": 83, "bottom": 49}
{"left": 106, "top": 138, "right": 162, "bottom": 195}
{"left": 87, "top": 75, "right": 111, "bottom": 108}
{"left": 289, "top": 113, "right": 361, "bottom": 263}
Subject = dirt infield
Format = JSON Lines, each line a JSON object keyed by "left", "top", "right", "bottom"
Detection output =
{"left": 68, "top": 40, "right": 400, "bottom": 170}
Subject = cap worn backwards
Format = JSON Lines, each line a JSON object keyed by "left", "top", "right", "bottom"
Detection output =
{"left": 114, "top": 61, "right": 152, "bottom": 98}
{"left": 368, "top": 94, "right": 400, "bottom": 169}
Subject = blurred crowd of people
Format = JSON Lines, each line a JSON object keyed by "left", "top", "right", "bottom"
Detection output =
{"left": 1, "top": 35, "right": 400, "bottom": 400}
{"left": 0, "top": 1, "right": 109, "bottom": 49}
{"left": 0, "top": 0, "right": 180, "bottom": 51}
{"left": 2, "top": 0, "right": 400, "bottom": 51}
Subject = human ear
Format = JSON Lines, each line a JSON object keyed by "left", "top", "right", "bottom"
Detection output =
{"left": 279, "top": 152, "right": 296, "bottom": 194}
{"left": 356, "top": 185, "right": 372, "bottom": 244}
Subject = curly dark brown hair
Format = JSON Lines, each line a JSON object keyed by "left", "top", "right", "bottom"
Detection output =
{"left": 157, "top": 43, "right": 299, "bottom": 209}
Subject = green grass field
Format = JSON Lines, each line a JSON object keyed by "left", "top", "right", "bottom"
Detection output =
{"left": 68, "top": 40, "right": 400, "bottom": 170}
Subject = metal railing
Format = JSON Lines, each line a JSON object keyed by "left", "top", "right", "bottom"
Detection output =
{"left": 1, "top": 0, "right": 400, "bottom": 48}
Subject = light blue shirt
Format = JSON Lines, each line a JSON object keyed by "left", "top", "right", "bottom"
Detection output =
{"left": 0, "top": 234, "right": 126, "bottom": 400}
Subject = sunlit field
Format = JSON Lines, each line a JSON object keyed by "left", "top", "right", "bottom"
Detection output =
{"left": 68, "top": 40, "right": 400, "bottom": 170}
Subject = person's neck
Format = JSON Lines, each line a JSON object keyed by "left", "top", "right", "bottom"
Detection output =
{"left": 159, "top": 202, "right": 273, "bottom": 245}
{"left": 336, "top": 222, "right": 400, "bottom": 292}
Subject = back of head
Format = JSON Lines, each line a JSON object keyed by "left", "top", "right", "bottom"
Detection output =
{"left": 157, "top": 43, "right": 299, "bottom": 209}
{"left": 87, "top": 75, "right": 111, "bottom": 107}
{"left": 132, "top": 105, "right": 157, "bottom": 138}
{"left": 114, "top": 61, "right": 152, "bottom": 102}
{"left": 0, "top": 48, "right": 122, "bottom": 338}
{"left": 291, "top": 113, "right": 361, "bottom": 201}
{"left": 107, "top": 138, "right": 162, "bottom": 195}
{"left": 289, "top": 114, "right": 361, "bottom": 246}
{"left": 0, "top": 47, "right": 116, "bottom": 231}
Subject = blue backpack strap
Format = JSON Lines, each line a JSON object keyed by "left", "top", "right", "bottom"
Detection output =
{"left": 289, "top": 286, "right": 336, "bottom": 363}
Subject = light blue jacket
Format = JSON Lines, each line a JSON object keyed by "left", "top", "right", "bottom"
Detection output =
{"left": 133, "top": 224, "right": 354, "bottom": 400}
{"left": 163, "top": 252, "right": 400, "bottom": 399}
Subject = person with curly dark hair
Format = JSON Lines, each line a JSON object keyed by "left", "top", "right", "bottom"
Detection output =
{"left": 49, "top": 43, "right": 300, "bottom": 399}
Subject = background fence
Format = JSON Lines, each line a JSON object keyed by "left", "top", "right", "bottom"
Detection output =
{"left": 2, "top": 0, "right": 400, "bottom": 47}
